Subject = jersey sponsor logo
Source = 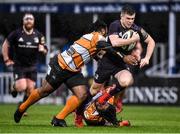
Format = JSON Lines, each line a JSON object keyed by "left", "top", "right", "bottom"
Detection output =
{"left": 18, "top": 44, "right": 38, "bottom": 48}
{"left": 18, "top": 37, "right": 24, "bottom": 42}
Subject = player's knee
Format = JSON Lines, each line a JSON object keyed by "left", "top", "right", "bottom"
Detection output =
{"left": 76, "top": 91, "right": 87, "bottom": 102}
{"left": 119, "top": 78, "right": 133, "bottom": 87}
{"left": 90, "top": 87, "right": 98, "bottom": 96}
{"left": 90, "top": 83, "right": 102, "bottom": 96}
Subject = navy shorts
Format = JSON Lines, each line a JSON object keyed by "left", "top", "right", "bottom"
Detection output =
{"left": 45, "top": 55, "right": 87, "bottom": 89}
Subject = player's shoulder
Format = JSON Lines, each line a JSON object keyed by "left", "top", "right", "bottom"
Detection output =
{"left": 7, "top": 27, "right": 22, "bottom": 39}
{"left": 11, "top": 27, "right": 22, "bottom": 34}
{"left": 33, "top": 28, "right": 42, "bottom": 35}
{"left": 131, "top": 23, "right": 142, "bottom": 32}
{"left": 110, "top": 20, "right": 120, "bottom": 27}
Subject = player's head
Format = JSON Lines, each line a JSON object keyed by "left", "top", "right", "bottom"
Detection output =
{"left": 93, "top": 20, "right": 107, "bottom": 36}
{"left": 120, "top": 5, "right": 136, "bottom": 29}
{"left": 23, "top": 13, "right": 35, "bottom": 30}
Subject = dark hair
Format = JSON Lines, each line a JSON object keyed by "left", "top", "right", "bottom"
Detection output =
{"left": 121, "top": 5, "right": 136, "bottom": 15}
{"left": 91, "top": 20, "right": 107, "bottom": 32}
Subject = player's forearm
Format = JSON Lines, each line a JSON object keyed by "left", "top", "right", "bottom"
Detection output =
{"left": 110, "top": 36, "right": 136, "bottom": 47}
{"left": 2, "top": 40, "right": 10, "bottom": 61}
{"left": 135, "top": 42, "right": 143, "bottom": 54}
{"left": 144, "top": 39, "right": 155, "bottom": 60}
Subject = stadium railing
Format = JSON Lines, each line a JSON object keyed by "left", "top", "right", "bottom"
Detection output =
{"left": 0, "top": 72, "right": 69, "bottom": 104}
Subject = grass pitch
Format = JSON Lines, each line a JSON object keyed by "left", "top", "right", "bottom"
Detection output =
{"left": 0, "top": 104, "right": 180, "bottom": 133}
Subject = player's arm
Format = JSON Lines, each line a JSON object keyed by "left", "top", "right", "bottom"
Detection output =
{"left": 131, "top": 41, "right": 143, "bottom": 61}
{"left": 108, "top": 22, "right": 140, "bottom": 47}
{"left": 96, "top": 41, "right": 138, "bottom": 65}
{"left": 2, "top": 39, "right": 14, "bottom": 66}
{"left": 39, "top": 35, "right": 48, "bottom": 54}
{"left": 109, "top": 33, "right": 140, "bottom": 47}
{"left": 139, "top": 28, "right": 155, "bottom": 68}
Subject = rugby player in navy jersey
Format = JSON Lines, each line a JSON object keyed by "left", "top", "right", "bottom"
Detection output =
{"left": 87, "top": 5, "right": 155, "bottom": 124}
{"left": 2, "top": 13, "right": 47, "bottom": 111}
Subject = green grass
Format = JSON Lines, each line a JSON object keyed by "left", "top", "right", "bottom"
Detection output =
{"left": 0, "top": 104, "right": 180, "bottom": 133}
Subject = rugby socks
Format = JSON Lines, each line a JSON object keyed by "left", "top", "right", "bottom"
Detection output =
{"left": 98, "top": 92, "right": 111, "bottom": 104}
{"left": 98, "top": 86, "right": 125, "bottom": 104}
{"left": 19, "top": 90, "right": 40, "bottom": 112}
{"left": 23, "top": 94, "right": 28, "bottom": 102}
{"left": 56, "top": 95, "right": 79, "bottom": 120}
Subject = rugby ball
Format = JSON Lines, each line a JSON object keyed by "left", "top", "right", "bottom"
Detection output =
{"left": 121, "top": 30, "right": 136, "bottom": 51}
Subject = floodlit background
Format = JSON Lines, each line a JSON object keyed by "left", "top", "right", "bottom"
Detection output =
{"left": 0, "top": 0, "right": 180, "bottom": 105}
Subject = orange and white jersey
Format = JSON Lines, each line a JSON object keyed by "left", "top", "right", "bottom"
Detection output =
{"left": 83, "top": 96, "right": 114, "bottom": 122}
{"left": 58, "top": 32, "right": 105, "bottom": 72}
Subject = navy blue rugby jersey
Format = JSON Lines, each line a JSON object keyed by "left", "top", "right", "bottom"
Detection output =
{"left": 7, "top": 27, "right": 45, "bottom": 67}
{"left": 107, "top": 20, "right": 148, "bottom": 55}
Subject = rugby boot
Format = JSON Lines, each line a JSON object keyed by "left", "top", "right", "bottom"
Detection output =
{"left": 14, "top": 108, "right": 24, "bottom": 123}
{"left": 119, "top": 120, "right": 131, "bottom": 127}
{"left": 51, "top": 116, "right": 67, "bottom": 127}
{"left": 74, "top": 112, "right": 84, "bottom": 128}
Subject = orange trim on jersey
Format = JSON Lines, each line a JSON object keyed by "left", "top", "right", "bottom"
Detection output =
{"left": 57, "top": 54, "right": 77, "bottom": 72}
{"left": 75, "top": 38, "right": 91, "bottom": 49}
{"left": 91, "top": 32, "right": 100, "bottom": 48}
{"left": 72, "top": 51, "right": 84, "bottom": 69}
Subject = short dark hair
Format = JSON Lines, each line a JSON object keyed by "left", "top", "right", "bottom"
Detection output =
{"left": 92, "top": 19, "right": 107, "bottom": 32}
{"left": 121, "top": 5, "right": 136, "bottom": 15}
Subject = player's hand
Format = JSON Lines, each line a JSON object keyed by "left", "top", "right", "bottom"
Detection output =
{"left": 123, "top": 55, "right": 138, "bottom": 66}
{"left": 140, "top": 57, "right": 149, "bottom": 68}
{"left": 131, "top": 49, "right": 141, "bottom": 62}
{"left": 5, "top": 59, "right": 14, "bottom": 66}
{"left": 39, "top": 44, "right": 47, "bottom": 54}
{"left": 131, "top": 32, "right": 140, "bottom": 42}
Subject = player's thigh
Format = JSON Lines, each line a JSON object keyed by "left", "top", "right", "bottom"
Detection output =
{"left": 13, "top": 70, "right": 27, "bottom": 91}
{"left": 26, "top": 70, "right": 37, "bottom": 89}
{"left": 114, "top": 70, "right": 134, "bottom": 87}
{"left": 65, "top": 72, "right": 87, "bottom": 101}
